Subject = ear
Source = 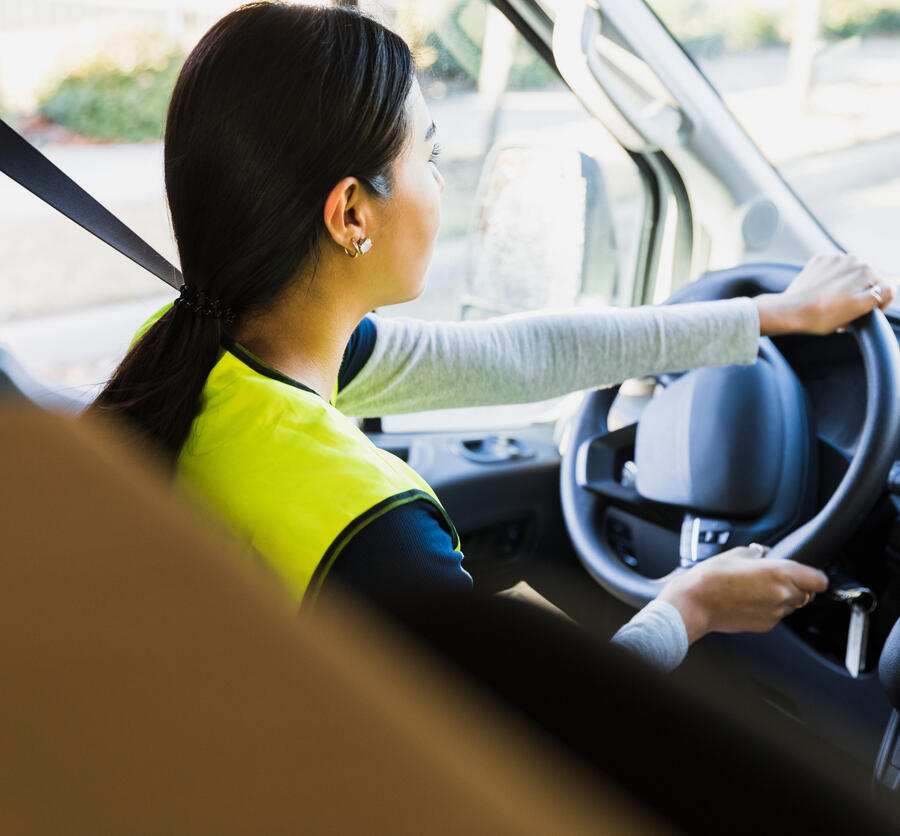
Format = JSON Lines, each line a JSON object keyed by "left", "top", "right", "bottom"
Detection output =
{"left": 323, "top": 177, "right": 368, "bottom": 253}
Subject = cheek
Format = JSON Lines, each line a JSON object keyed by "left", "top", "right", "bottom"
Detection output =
{"left": 399, "top": 171, "right": 441, "bottom": 255}
{"left": 411, "top": 168, "right": 441, "bottom": 234}
{"left": 376, "top": 164, "right": 442, "bottom": 292}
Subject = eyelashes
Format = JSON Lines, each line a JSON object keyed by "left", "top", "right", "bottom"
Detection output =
{"left": 429, "top": 142, "right": 442, "bottom": 164}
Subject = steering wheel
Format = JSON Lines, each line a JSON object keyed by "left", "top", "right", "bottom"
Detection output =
{"left": 560, "top": 263, "right": 900, "bottom": 609}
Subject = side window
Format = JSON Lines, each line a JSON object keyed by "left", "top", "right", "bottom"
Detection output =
{"left": 360, "top": 0, "right": 649, "bottom": 431}
{"left": 0, "top": 1, "right": 648, "bottom": 427}
{"left": 0, "top": 3, "right": 198, "bottom": 399}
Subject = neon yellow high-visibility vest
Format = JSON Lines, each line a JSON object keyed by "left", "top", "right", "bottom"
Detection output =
{"left": 137, "top": 305, "right": 460, "bottom": 606}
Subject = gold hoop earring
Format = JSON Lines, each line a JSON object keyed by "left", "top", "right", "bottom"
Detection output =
{"left": 343, "top": 237, "right": 372, "bottom": 258}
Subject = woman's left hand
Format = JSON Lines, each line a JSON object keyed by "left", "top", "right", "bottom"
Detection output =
{"left": 754, "top": 253, "right": 894, "bottom": 336}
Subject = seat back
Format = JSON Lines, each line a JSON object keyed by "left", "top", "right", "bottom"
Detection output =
{"left": 0, "top": 344, "right": 90, "bottom": 411}
{"left": 0, "top": 404, "right": 658, "bottom": 835}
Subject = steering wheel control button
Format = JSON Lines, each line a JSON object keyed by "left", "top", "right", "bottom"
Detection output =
{"left": 888, "top": 461, "right": 900, "bottom": 495}
{"left": 619, "top": 460, "right": 638, "bottom": 490}
{"left": 679, "top": 515, "right": 732, "bottom": 566}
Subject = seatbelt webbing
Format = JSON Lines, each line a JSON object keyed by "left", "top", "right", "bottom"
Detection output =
{"left": 0, "top": 118, "right": 183, "bottom": 290}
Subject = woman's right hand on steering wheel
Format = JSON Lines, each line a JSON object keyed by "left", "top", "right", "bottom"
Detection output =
{"left": 754, "top": 253, "right": 894, "bottom": 337}
{"left": 658, "top": 549, "right": 829, "bottom": 645}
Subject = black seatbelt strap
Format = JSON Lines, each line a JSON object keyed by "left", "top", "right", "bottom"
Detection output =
{"left": 0, "top": 118, "right": 182, "bottom": 290}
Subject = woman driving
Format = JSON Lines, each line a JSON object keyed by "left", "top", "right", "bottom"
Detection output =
{"left": 91, "top": 1, "right": 893, "bottom": 671}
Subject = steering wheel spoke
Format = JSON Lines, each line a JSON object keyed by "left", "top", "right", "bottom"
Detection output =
{"left": 574, "top": 423, "right": 636, "bottom": 496}
{"left": 574, "top": 424, "right": 684, "bottom": 531}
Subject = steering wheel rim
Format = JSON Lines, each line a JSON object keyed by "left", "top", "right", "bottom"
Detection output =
{"left": 560, "top": 267, "right": 900, "bottom": 609}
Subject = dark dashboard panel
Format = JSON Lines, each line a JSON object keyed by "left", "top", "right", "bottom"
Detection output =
{"left": 763, "top": 323, "right": 900, "bottom": 741}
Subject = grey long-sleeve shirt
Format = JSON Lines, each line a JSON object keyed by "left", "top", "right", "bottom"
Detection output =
{"left": 337, "top": 299, "right": 760, "bottom": 417}
{"left": 335, "top": 298, "right": 761, "bottom": 671}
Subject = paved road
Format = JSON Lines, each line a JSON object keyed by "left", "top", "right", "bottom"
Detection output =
{"left": 781, "top": 132, "right": 900, "bottom": 272}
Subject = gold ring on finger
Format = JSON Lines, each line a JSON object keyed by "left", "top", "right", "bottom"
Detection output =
{"left": 870, "top": 285, "right": 884, "bottom": 305}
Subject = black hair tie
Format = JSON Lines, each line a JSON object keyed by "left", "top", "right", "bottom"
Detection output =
{"left": 174, "top": 284, "right": 236, "bottom": 328}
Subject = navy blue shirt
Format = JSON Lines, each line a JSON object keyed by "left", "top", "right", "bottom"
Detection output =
{"left": 325, "top": 317, "right": 472, "bottom": 602}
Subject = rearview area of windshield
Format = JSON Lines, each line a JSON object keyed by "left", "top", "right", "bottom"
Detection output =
{"left": 649, "top": 0, "right": 900, "bottom": 276}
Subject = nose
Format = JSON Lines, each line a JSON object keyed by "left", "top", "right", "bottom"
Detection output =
{"left": 433, "top": 166, "right": 445, "bottom": 192}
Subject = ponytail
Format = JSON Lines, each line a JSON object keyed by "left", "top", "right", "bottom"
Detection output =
{"left": 91, "top": 303, "right": 223, "bottom": 459}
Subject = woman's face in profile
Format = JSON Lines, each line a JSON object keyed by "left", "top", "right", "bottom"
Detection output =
{"left": 373, "top": 79, "right": 445, "bottom": 305}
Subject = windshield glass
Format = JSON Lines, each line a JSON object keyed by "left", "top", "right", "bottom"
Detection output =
{"left": 648, "top": 0, "right": 900, "bottom": 275}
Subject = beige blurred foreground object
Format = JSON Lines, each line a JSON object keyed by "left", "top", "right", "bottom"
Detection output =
{"left": 0, "top": 405, "right": 666, "bottom": 835}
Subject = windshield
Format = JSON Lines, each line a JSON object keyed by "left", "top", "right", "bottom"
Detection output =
{"left": 648, "top": 0, "right": 900, "bottom": 275}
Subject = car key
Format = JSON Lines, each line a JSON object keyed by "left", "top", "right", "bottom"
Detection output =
{"left": 830, "top": 586, "right": 876, "bottom": 679}
{"left": 845, "top": 602, "right": 870, "bottom": 679}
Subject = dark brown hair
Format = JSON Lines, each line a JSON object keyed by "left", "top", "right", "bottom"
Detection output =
{"left": 90, "top": 2, "right": 414, "bottom": 458}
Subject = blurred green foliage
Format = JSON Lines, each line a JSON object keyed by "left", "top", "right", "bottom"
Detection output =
{"left": 651, "top": 2, "right": 782, "bottom": 55}
{"left": 39, "top": 54, "right": 183, "bottom": 142}
{"left": 825, "top": 0, "right": 900, "bottom": 37}
{"left": 654, "top": 0, "right": 900, "bottom": 56}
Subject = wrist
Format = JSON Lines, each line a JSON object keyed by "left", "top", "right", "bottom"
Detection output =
{"left": 658, "top": 576, "right": 712, "bottom": 645}
{"left": 753, "top": 293, "right": 802, "bottom": 337}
